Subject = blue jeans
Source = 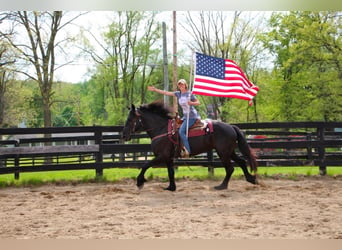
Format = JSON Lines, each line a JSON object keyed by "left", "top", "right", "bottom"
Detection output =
{"left": 179, "top": 118, "right": 197, "bottom": 153}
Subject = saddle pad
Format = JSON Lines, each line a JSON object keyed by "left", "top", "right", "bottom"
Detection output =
{"left": 188, "top": 120, "right": 213, "bottom": 137}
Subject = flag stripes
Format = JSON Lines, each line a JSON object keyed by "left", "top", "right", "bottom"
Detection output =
{"left": 192, "top": 53, "right": 259, "bottom": 101}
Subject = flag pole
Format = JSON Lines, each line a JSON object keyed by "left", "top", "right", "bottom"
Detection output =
{"left": 186, "top": 50, "right": 195, "bottom": 138}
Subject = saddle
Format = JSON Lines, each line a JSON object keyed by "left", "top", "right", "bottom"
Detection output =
{"left": 173, "top": 115, "right": 214, "bottom": 138}
{"left": 169, "top": 117, "right": 214, "bottom": 158}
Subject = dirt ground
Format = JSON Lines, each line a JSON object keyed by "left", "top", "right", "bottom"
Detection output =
{"left": 0, "top": 176, "right": 341, "bottom": 239}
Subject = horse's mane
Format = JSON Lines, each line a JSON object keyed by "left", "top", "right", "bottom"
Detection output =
{"left": 139, "top": 101, "right": 173, "bottom": 119}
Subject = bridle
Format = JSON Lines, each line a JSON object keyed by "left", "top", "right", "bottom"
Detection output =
{"left": 132, "top": 110, "right": 179, "bottom": 145}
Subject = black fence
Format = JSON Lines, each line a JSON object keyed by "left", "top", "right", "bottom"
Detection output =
{"left": 0, "top": 122, "right": 341, "bottom": 179}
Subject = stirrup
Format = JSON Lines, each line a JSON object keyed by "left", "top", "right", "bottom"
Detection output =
{"left": 181, "top": 148, "right": 190, "bottom": 158}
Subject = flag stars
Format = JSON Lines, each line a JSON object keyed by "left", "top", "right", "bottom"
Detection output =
{"left": 196, "top": 53, "right": 225, "bottom": 79}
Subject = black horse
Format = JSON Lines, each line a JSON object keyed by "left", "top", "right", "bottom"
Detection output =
{"left": 122, "top": 101, "right": 258, "bottom": 191}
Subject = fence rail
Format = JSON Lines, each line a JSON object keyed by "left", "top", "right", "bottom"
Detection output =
{"left": 0, "top": 122, "right": 341, "bottom": 179}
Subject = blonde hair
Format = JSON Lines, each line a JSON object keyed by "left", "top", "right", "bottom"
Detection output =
{"left": 177, "top": 79, "right": 188, "bottom": 89}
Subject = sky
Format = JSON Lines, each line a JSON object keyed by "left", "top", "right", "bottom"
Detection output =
{"left": 1, "top": 11, "right": 196, "bottom": 84}
{"left": 1, "top": 0, "right": 339, "bottom": 11}
{"left": 54, "top": 11, "right": 178, "bottom": 83}
{"left": 54, "top": 11, "right": 115, "bottom": 83}
{"left": 4, "top": 9, "right": 339, "bottom": 83}
{"left": 53, "top": 11, "right": 269, "bottom": 83}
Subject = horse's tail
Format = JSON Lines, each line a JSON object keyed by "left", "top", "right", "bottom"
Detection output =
{"left": 232, "top": 125, "right": 258, "bottom": 173}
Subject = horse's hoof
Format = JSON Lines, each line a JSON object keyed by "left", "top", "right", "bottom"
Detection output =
{"left": 164, "top": 186, "right": 176, "bottom": 192}
{"left": 248, "top": 175, "right": 259, "bottom": 185}
{"left": 214, "top": 185, "right": 227, "bottom": 190}
{"left": 136, "top": 177, "right": 147, "bottom": 189}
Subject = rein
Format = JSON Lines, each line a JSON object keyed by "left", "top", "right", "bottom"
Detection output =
{"left": 150, "top": 119, "right": 179, "bottom": 145}
{"left": 133, "top": 108, "right": 178, "bottom": 145}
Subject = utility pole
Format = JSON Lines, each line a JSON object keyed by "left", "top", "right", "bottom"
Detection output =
{"left": 172, "top": 11, "right": 178, "bottom": 113}
{"left": 162, "top": 22, "right": 169, "bottom": 106}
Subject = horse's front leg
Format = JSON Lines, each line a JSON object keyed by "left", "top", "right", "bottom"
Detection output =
{"left": 165, "top": 160, "right": 176, "bottom": 191}
{"left": 137, "top": 157, "right": 163, "bottom": 189}
{"left": 137, "top": 162, "right": 150, "bottom": 189}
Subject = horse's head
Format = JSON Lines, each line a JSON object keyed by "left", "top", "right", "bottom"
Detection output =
{"left": 122, "top": 104, "right": 143, "bottom": 141}
{"left": 122, "top": 101, "right": 173, "bottom": 141}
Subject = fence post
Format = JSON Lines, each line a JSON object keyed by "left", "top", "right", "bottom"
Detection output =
{"left": 306, "top": 132, "right": 313, "bottom": 162}
{"left": 119, "top": 137, "right": 125, "bottom": 162}
{"left": 94, "top": 128, "right": 103, "bottom": 177}
{"left": 317, "top": 127, "right": 326, "bottom": 176}
{"left": 14, "top": 140, "right": 20, "bottom": 180}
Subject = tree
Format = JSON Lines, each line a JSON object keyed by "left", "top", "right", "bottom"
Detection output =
{"left": 0, "top": 11, "right": 86, "bottom": 127}
{"left": 0, "top": 43, "right": 16, "bottom": 127}
{"left": 261, "top": 11, "right": 342, "bottom": 121}
{"left": 80, "top": 11, "right": 163, "bottom": 125}
{"left": 53, "top": 106, "right": 79, "bottom": 127}
{"left": 181, "top": 11, "right": 267, "bottom": 122}
{"left": 0, "top": 13, "right": 16, "bottom": 128}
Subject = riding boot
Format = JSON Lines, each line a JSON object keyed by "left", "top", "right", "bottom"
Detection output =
{"left": 181, "top": 147, "right": 190, "bottom": 158}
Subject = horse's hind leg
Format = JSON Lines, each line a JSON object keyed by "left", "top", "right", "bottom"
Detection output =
{"left": 231, "top": 151, "right": 257, "bottom": 185}
{"left": 214, "top": 158, "right": 234, "bottom": 190}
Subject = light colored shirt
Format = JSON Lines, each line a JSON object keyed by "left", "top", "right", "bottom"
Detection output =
{"left": 174, "top": 91, "right": 200, "bottom": 119}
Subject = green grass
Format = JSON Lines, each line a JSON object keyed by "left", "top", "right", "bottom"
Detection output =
{"left": 0, "top": 166, "right": 341, "bottom": 188}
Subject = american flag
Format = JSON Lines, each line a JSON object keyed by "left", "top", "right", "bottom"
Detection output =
{"left": 192, "top": 52, "right": 259, "bottom": 101}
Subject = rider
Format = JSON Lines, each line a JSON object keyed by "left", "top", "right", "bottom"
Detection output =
{"left": 147, "top": 79, "right": 200, "bottom": 158}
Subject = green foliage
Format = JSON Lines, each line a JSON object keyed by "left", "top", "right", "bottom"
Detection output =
{"left": 77, "top": 11, "right": 163, "bottom": 125}
{"left": 260, "top": 11, "right": 341, "bottom": 122}
{"left": 53, "top": 106, "right": 79, "bottom": 127}
{"left": 104, "top": 97, "right": 127, "bottom": 125}
{"left": 1, "top": 11, "right": 341, "bottom": 127}
{"left": 1, "top": 80, "right": 41, "bottom": 127}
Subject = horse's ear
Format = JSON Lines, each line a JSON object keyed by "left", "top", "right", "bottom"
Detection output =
{"left": 135, "top": 109, "right": 142, "bottom": 116}
{"left": 131, "top": 104, "right": 135, "bottom": 111}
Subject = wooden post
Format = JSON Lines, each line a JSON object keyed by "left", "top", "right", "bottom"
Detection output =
{"left": 317, "top": 127, "right": 326, "bottom": 175}
{"left": 14, "top": 140, "right": 20, "bottom": 180}
{"left": 94, "top": 128, "right": 103, "bottom": 177}
{"left": 306, "top": 132, "right": 313, "bottom": 162}
{"left": 172, "top": 11, "right": 178, "bottom": 113}
{"left": 162, "top": 22, "right": 169, "bottom": 106}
